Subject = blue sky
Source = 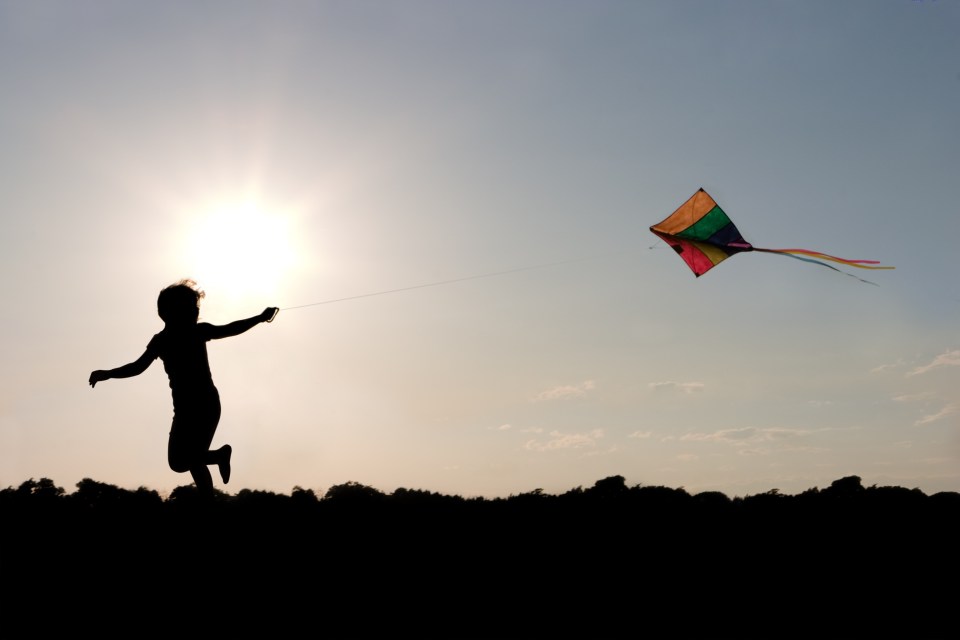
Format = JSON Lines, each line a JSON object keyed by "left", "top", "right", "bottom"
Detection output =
{"left": 1, "top": 0, "right": 958, "bottom": 498}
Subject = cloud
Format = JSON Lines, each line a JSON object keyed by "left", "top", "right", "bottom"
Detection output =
{"left": 738, "top": 444, "right": 828, "bottom": 456}
{"left": 649, "top": 381, "right": 704, "bottom": 394}
{"left": 676, "top": 453, "right": 698, "bottom": 462}
{"left": 524, "top": 429, "right": 604, "bottom": 452}
{"left": 584, "top": 446, "right": 618, "bottom": 457}
{"left": 871, "top": 360, "right": 903, "bottom": 374}
{"left": 628, "top": 430, "right": 653, "bottom": 439}
{"left": 490, "top": 423, "right": 513, "bottom": 431}
{"left": 893, "top": 392, "right": 935, "bottom": 403}
{"left": 907, "top": 350, "right": 960, "bottom": 376}
{"left": 681, "top": 427, "right": 811, "bottom": 444}
{"left": 532, "top": 380, "right": 596, "bottom": 402}
{"left": 915, "top": 404, "right": 958, "bottom": 426}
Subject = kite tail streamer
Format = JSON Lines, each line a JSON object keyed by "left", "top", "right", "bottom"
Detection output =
{"left": 752, "top": 248, "right": 886, "bottom": 286}
{"left": 753, "top": 247, "right": 895, "bottom": 271}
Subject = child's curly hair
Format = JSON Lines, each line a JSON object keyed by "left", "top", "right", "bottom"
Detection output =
{"left": 157, "top": 279, "right": 205, "bottom": 324}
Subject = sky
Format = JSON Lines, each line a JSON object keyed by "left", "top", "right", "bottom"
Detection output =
{"left": 1, "top": 0, "right": 958, "bottom": 499}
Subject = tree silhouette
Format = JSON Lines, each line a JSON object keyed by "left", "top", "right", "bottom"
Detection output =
{"left": 324, "top": 480, "right": 385, "bottom": 502}
{"left": 16, "top": 477, "right": 64, "bottom": 499}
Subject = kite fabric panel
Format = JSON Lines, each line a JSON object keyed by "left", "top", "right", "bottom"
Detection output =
{"left": 650, "top": 188, "right": 894, "bottom": 281}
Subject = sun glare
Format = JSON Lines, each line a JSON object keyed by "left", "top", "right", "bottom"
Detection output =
{"left": 183, "top": 199, "right": 298, "bottom": 307}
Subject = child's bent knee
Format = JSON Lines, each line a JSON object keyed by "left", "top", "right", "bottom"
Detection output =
{"left": 169, "top": 460, "right": 191, "bottom": 473}
{"left": 168, "top": 453, "right": 193, "bottom": 473}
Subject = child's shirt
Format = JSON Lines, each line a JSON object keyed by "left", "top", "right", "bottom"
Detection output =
{"left": 146, "top": 323, "right": 217, "bottom": 409}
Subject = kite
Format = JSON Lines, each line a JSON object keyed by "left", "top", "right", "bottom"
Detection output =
{"left": 650, "top": 188, "right": 894, "bottom": 283}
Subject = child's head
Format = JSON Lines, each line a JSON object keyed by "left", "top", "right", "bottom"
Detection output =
{"left": 157, "top": 279, "right": 205, "bottom": 325}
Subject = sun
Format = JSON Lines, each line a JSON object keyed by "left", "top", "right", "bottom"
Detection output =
{"left": 183, "top": 198, "right": 298, "bottom": 307}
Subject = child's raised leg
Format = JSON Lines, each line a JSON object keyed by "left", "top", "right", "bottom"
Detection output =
{"left": 209, "top": 445, "right": 231, "bottom": 484}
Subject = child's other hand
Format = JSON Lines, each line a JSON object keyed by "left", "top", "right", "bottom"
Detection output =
{"left": 89, "top": 370, "right": 107, "bottom": 388}
{"left": 261, "top": 307, "right": 279, "bottom": 323}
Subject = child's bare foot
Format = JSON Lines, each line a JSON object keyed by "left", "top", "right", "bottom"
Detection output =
{"left": 218, "top": 445, "right": 232, "bottom": 484}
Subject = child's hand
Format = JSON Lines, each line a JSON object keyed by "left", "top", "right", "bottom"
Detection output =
{"left": 261, "top": 307, "right": 279, "bottom": 323}
{"left": 89, "top": 370, "right": 108, "bottom": 388}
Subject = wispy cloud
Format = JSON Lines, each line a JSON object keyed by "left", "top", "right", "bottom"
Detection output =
{"left": 493, "top": 424, "right": 547, "bottom": 433}
{"left": 681, "top": 427, "right": 812, "bottom": 444}
{"left": 915, "top": 404, "right": 958, "bottom": 426}
{"left": 738, "top": 444, "right": 828, "bottom": 456}
{"left": 893, "top": 391, "right": 935, "bottom": 403}
{"left": 908, "top": 350, "right": 960, "bottom": 376}
{"left": 648, "top": 381, "right": 704, "bottom": 394}
{"left": 524, "top": 428, "right": 603, "bottom": 452}
{"left": 532, "top": 380, "right": 595, "bottom": 402}
{"left": 871, "top": 360, "right": 904, "bottom": 374}
{"left": 584, "top": 446, "right": 618, "bottom": 457}
{"left": 628, "top": 430, "right": 653, "bottom": 439}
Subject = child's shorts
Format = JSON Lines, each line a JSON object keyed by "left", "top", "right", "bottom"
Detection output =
{"left": 167, "top": 388, "right": 222, "bottom": 472}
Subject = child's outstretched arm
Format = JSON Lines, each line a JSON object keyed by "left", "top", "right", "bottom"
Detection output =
{"left": 89, "top": 350, "right": 155, "bottom": 388}
{"left": 207, "top": 307, "right": 279, "bottom": 340}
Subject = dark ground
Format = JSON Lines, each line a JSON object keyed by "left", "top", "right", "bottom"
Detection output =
{"left": 3, "top": 475, "right": 956, "bottom": 638}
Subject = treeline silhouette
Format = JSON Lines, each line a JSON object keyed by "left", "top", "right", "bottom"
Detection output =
{"left": 3, "top": 475, "right": 956, "bottom": 638}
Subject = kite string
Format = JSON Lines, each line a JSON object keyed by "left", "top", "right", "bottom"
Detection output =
{"left": 280, "top": 254, "right": 615, "bottom": 312}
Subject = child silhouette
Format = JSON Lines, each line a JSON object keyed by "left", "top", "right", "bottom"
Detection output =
{"left": 90, "top": 279, "right": 278, "bottom": 497}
